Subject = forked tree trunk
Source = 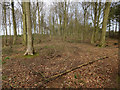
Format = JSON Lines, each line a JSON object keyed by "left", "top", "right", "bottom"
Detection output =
{"left": 24, "top": 2, "right": 34, "bottom": 55}
{"left": 100, "top": 2, "right": 111, "bottom": 47}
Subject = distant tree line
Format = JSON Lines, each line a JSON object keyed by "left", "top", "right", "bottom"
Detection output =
{"left": 1, "top": 0, "right": 120, "bottom": 55}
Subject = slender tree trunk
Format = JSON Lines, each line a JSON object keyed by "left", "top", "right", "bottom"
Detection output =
{"left": 37, "top": 2, "right": 41, "bottom": 34}
{"left": 9, "top": 10, "right": 12, "bottom": 44}
{"left": 118, "top": 16, "right": 120, "bottom": 39}
{"left": 3, "top": 3, "right": 7, "bottom": 45}
{"left": 100, "top": 2, "right": 111, "bottom": 47}
{"left": 11, "top": 1, "right": 17, "bottom": 44}
{"left": 59, "top": 13, "right": 62, "bottom": 36}
{"left": 84, "top": 12, "right": 86, "bottom": 26}
{"left": 109, "top": 19, "right": 111, "bottom": 37}
{"left": 112, "top": 20, "right": 114, "bottom": 37}
{"left": 18, "top": 24, "right": 19, "bottom": 35}
{"left": 49, "top": 12, "right": 52, "bottom": 39}
{"left": 57, "top": 16, "right": 60, "bottom": 36}
{"left": 41, "top": 14, "right": 44, "bottom": 35}
{"left": 24, "top": 2, "right": 34, "bottom": 55}
{"left": 2, "top": 8, "right": 5, "bottom": 47}
{"left": 21, "top": 21, "right": 23, "bottom": 34}
{"left": 52, "top": 16, "right": 55, "bottom": 36}
{"left": 33, "top": 15, "right": 36, "bottom": 34}
{"left": 95, "top": 2, "right": 101, "bottom": 41}
{"left": 63, "top": 2, "right": 67, "bottom": 40}
{"left": 115, "top": 19, "right": 117, "bottom": 37}
{"left": 33, "top": 3, "right": 36, "bottom": 34}
{"left": 91, "top": 2, "right": 97, "bottom": 44}
{"left": 22, "top": 2, "right": 27, "bottom": 46}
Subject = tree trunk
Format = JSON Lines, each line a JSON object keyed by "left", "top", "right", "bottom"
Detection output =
{"left": 84, "top": 12, "right": 86, "bottom": 26}
{"left": 37, "top": 2, "right": 41, "bottom": 34}
{"left": 49, "top": 12, "right": 52, "bottom": 39}
{"left": 52, "top": 16, "right": 55, "bottom": 36}
{"left": 109, "top": 19, "right": 111, "bottom": 37}
{"left": 41, "top": 14, "right": 44, "bottom": 35}
{"left": 24, "top": 2, "right": 34, "bottom": 55}
{"left": 11, "top": 1, "right": 17, "bottom": 44}
{"left": 22, "top": 2, "right": 27, "bottom": 46}
{"left": 63, "top": 2, "right": 67, "bottom": 40}
{"left": 33, "top": 2, "right": 36, "bottom": 34}
{"left": 115, "top": 19, "right": 117, "bottom": 37}
{"left": 33, "top": 15, "right": 36, "bottom": 34}
{"left": 59, "top": 10, "right": 62, "bottom": 36}
{"left": 91, "top": 2, "right": 97, "bottom": 44}
{"left": 9, "top": 9, "right": 12, "bottom": 45}
{"left": 3, "top": 3, "right": 7, "bottom": 45}
{"left": 112, "top": 20, "right": 114, "bottom": 37}
{"left": 100, "top": 2, "right": 111, "bottom": 47}
{"left": 95, "top": 2, "right": 101, "bottom": 41}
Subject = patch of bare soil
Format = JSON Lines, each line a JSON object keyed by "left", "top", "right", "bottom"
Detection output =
{"left": 2, "top": 39, "right": 118, "bottom": 88}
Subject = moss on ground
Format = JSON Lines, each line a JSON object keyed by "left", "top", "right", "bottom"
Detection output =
{"left": 23, "top": 53, "right": 39, "bottom": 58}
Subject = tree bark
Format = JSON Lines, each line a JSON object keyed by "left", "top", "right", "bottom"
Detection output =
{"left": 100, "top": 2, "right": 111, "bottom": 47}
{"left": 11, "top": 0, "right": 17, "bottom": 44}
{"left": 33, "top": 2, "right": 36, "bottom": 34}
{"left": 24, "top": 2, "right": 34, "bottom": 55}
{"left": 108, "top": 19, "right": 111, "bottom": 37}
{"left": 22, "top": 2, "right": 27, "bottom": 46}
{"left": 49, "top": 12, "right": 52, "bottom": 39}
{"left": 95, "top": 2, "right": 101, "bottom": 41}
{"left": 41, "top": 14, "right": 44, "bottom": 35}
{"left": 3, "top": 3, "right": 7, "bottom": 45}
{"left": 115, "top": 19, "right": 117, "bottom": 37}
{"left": 9, "top": 9, "right": 12, "bottom": 44}
{"left": 37, "top": 2, "right": 41, "bottom": 34}
{"left": 91, "top": 2, "right": 97, "bottom": 44}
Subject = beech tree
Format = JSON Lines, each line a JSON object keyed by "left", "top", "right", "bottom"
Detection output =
{"left": 22, "top": 1, "right": 27, "bottom": 45}
{"left": 100, "top": 2, "right": 111, "bottom": 47}
{"left": 24, "top": 1, "right": 34, "bottom": 55}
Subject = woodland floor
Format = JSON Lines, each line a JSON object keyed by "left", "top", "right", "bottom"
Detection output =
{"left": 2, "top": 36, "right": 119, "bottom": 88}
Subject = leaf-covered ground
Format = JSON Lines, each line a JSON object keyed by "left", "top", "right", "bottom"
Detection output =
{"left": 2, "top": 38, "right": 119, "bottom": 88}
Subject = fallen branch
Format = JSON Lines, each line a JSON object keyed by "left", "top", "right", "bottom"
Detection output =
{"left": 44, "top": 56, "right": 108, "bottom": 83}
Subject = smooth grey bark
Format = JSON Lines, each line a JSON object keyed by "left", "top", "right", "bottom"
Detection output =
{"left": 24, "top": 2, "right": 34, "bottom": 55}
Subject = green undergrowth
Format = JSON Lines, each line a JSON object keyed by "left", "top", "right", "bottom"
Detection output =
{"left": 0, "top": 57, "right": 10, "bottom": 65}
{"left": 23, "top": 53, "right": 39, "bottom": 59}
